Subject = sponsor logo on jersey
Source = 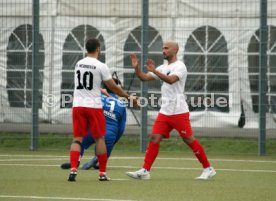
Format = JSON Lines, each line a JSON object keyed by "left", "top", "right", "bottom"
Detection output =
{"left": 78, "top": 64, "right": 96, "bottom": 69}
{"left": 104, "top": 110, "right": 117, "bottom": 121}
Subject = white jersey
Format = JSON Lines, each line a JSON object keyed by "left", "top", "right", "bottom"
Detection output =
{"left": 73, "top": 57, "right": 112, "bottom": 108}
{"left": 149, "top": 60, "right": 189, "bottom": 115}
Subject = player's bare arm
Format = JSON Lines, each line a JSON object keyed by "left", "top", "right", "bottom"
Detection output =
{"left": 103, "top": 79, "right": 139, "bottom": 108}
{"left": 100, "top": 88, "right": 110, "bottom": 97}
{"left": 104, "top": 79, "right": 130, "bottom": 99}
{"left": 146, "top": 59, "right": 179, "bottom": 84}
{"left": 130, "top": 53, "right": 155, "bottom": 81}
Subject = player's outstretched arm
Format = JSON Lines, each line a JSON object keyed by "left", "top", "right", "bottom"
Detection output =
{"left": 104, "top": 79, "right": 129, "bottom": 98}
{"left": 130, "top": 53, "right": 155, "bottom": 81}
{"left": 103, "top": 79, "right": 139, "bottom": 108}
{"left": 146, "top": 59, "right": 179, "bottom": 84}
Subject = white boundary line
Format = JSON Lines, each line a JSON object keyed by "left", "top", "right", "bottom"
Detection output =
{"left": 0, "top": 195, "right": 137, "bottom": 201}
{"left": 0, "top": 163, "right": 276, "bottom": 173}
{"left": 0, "top": 154, "right": 276, "bottom": 163}
{"left": 0, "top": 164, "right": 59, "bottom": 167}
{"left": 152, "top": 166, "right": 276, "bottom": 173}
{"left": 0, "top": 159, "right": 68, "bottom": 162}
{"left": 0, "top": 155, "right": 69, "bottom": 158}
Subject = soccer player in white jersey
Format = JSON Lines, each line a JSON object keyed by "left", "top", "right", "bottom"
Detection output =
{"left": 68, "top": 38, "right": 137, "bottom": 182}
{"left": 126, "top": 41, "right": 216, "bottom": 180}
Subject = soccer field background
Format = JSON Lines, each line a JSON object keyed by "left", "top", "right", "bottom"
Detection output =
{"left": 0, "top": 149, "right": 275, "bottom": 201}
{"left": 1, "top": 133, "right": 276, "bottom": 155}
{"left": 0, "top": 134, "right": 276, "bottom": 201}
{"left": 1, "top": 1, "right": 276, "bottom": 200}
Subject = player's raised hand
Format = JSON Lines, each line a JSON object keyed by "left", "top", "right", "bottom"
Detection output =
{"left": 130, "top": 53, "right": 139, "bottom": 69}
{"left": 146, "top": 59, "right": 156, "bottom": 72}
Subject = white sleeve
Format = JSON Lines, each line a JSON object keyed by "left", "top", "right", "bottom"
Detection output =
{"left": 101, "top": 64, "right": 112, "bottom": 81}
{"left": 148, "top": 65, "right": 163, "bottom": 80}
{"left": 171, "top": 63, "right": 187, "bottom": 79}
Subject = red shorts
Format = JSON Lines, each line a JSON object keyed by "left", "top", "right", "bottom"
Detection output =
{"left": 152, "top": 112, "right": 193, "bottom": 138}
{"left": 72, "top": 107, "right": 106, "bottom": 138}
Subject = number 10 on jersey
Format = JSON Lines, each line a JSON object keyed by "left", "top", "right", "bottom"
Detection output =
{"left": 76, "top": 70, "right": 93, "bottom": 90}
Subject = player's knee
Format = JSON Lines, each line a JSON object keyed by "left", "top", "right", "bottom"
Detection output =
{"left": 149, "top": 134, "right": 163, "bottom": 144}
{"left": 70, "top": 140, "right": 82, "bottom": 151}
{"left": 182, "top": 135, "right": 195, "bottom": 145}
{"left": 72, "top": 140, "right": 82, "bottom": 146}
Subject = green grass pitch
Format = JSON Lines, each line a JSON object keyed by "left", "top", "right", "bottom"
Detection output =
{"left": 0, "top": 149, "right": 275, "bottom": 201}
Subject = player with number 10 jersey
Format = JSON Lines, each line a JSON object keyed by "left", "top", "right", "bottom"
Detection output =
{"left": 68, "top": 38, "right": 134, "bottom": 182}
{"left": 73, "top": 58, "right": 111, "bottom": 108}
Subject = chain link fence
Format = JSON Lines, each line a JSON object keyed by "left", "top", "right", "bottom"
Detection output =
{"left": 0, "top": 1, "right": 276, "bottom": 143}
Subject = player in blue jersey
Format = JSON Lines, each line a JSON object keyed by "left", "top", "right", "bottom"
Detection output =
{"left": 61, "top": 77, "right": 127, "bottom": 170}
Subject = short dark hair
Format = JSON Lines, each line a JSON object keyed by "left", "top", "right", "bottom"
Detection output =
{"left": 86, "top": 38, "right": 100, "bottom": 53}
{"left": 102, "top": 78, "right": 122, "bottom": 93}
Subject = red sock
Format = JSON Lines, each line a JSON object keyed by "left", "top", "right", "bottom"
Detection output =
{"left": 143, "top": 142, "right": 160, "bottom": 171}
{"left": 70, "top": 150, "right": 80, "bottom": 171}
{"left": 97, "top": 153, "right": 108, "bottom": 173}
{"left": 188, "top": 140, "right": 210, "bottom": 168}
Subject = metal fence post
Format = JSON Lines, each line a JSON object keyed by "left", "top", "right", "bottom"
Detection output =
{"left": 259, "top": 0, "right": 267, "bottom": 156}
{"left": 140, "top": 0, "right": 149, "bottom": 152}
{"left": 31, "top": 0, "right": 40, "bottom": 150}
